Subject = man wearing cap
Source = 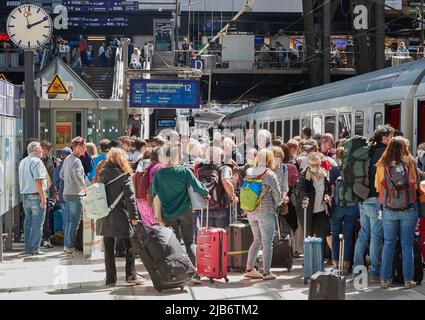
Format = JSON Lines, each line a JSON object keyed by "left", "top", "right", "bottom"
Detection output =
{"left": 60, "top": 137, "right": 87, "bottom": 255}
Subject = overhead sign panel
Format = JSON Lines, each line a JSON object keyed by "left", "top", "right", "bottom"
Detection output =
{"left": 130, "top": 79, "right": 201, "bottom": 109}
{"left": 46, "top": 74, "right": 68, "bottom": 95}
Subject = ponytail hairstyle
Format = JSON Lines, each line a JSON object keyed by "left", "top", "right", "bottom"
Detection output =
{"left": 107, "top": 147, "right": 133, "bottom": 175}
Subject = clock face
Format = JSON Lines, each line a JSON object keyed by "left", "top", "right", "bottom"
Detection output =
{"left": 6, "top": 4, "right": 53, "bottom": 50}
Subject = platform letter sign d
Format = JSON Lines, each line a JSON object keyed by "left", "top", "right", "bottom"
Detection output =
{"left": 354, "top": 5, "right": 368, "bottom": 30}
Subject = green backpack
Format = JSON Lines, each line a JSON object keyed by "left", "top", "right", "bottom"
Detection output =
{"left": 240, "top": 170, "right": 269, "bottom": 211}
{"left": 338, "top": 136, "right": 370, "bottom": 206}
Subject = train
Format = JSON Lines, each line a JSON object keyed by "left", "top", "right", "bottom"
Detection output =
{"left": 218, "top": 59, "right": 425, "bottom": 154}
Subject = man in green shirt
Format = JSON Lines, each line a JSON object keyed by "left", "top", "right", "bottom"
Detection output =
{"left": 152, "top": 143, "right": 209, "bottom": 282}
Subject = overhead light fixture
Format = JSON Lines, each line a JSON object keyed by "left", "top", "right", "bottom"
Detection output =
{"left": 87, "top": 36, "right": 106, "bottom": 41}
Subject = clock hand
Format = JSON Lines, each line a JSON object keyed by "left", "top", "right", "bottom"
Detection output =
{"left": 27, "top": 16, "right": 48, "bottom": 29}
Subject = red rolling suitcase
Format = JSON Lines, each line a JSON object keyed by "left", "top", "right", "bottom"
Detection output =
{"left": 196, "top": 205, "right": 229, "bottom": 283}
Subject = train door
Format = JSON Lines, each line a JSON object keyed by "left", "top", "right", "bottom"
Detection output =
{"left": 418, "top": 100, "right": 425, "bottom": 146}
{"left": 385, "top": 104, "right": 401, "bottom": 130}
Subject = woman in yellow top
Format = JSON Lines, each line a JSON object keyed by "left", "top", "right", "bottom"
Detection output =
{"left": 375, "top": 136, "right": 420, "bottom": 289}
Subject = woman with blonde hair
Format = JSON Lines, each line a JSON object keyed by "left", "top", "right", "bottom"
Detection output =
{"left": 244, "top": 149, "right": 282, "bottom": 280}
{"left": 97, "top": 147, "right": 144, "bottom": 286}
{"left": 86, "top": 142, "right": 98, "bottom": 158}
{"left": 299, "top": 152, "right": 332, "bottom": 259}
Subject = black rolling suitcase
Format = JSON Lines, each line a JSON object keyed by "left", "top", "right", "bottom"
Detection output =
{"left": 131, "top": 222, "right": 196, "bottom": 292}
{"left": 75, "top": 219, "right": 83, "bottom": 251}
{"left": 227, "top": 204, "right": 253, "bottom": 272}
{"left": 392, "top": 235, "right": 423, "bottom": 285}
{"left": 308, "top": 234, "right": 346, "bottom": 300}
{"left": 271, "top": 214, "right": 293, "bottom": 271}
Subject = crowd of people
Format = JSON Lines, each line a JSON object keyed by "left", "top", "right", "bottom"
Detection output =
{"left": 18, "top": 126, "right": 425, "bottom": 288}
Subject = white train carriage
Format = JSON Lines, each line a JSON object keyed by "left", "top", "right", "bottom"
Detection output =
{"left": 220, "top": 59, "right": 425, "bottom": 154}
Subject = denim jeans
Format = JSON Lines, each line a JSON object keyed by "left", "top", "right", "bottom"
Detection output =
{"left": 63, "top": 195, "right": 83, "bottom": 249}
{"left": 331, "top": 204, "right": 359, "bottom": 263}
{"left": 353, "top": 197, "right": 383, "bottom": 278}
{"left": 246, "top": 211, "right": 276, "bottom": 274}
{"left": 22, "top": 194, "right": 46, "bottom": 253}
{"left": 380, "top": 206, "right": 419, "bottom": 282}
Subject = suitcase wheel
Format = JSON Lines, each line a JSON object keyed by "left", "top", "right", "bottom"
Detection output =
{"left": 225, "top": 277, "right": 229, "bottom": 283}
{"left": 209, "top": 278, "right": 214, "bottom": 284}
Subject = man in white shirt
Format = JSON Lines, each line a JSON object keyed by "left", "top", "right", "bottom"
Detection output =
{"left": 19, "top": 141, "right": 49, "bottom": 255}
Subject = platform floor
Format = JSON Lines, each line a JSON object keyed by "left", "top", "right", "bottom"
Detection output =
{"left": 0, "top": 243, "right": 424, "bottom": 300}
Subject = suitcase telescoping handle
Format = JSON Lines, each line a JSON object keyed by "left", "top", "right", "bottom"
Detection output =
{"left": 303, "top": 206, "right": 307, "bottom": 240}
{"left": 230, "top": 203, "right": 237, "bottom": 224}
{"left": 338, "top": 234, "right": 345, "bottom": 274}
{"left": 200, "top": 204, "right": 209, "bottom": 232}
{"left": 275, "top": 214, "right": 282, "bottom": 241}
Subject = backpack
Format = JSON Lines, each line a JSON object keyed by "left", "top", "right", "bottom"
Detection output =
{"left": 240, "top": 170, "right": 269, "bottom": 211}
{"left": 197, "top": 163, "right": 227, "bottom": 210}
{"left": 338, "top": 136, "right": 370, "bottom": 206}
{"left": 83, "top": 173, "right": 127, "bottom": 220}
{"left": 379, "top": 163, "right": 417, "bottom": 210}
{"left": 133, "top": 164, "right": 155, "bottom": 207}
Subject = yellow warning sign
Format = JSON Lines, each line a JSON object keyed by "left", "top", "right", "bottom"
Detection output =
{"left": 0, "top": 74, "right": 7, "bottom": 81}
{"left": 46, "top": 74, "right": 68, "bottom": 95}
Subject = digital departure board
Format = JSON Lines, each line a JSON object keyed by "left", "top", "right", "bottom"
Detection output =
{"left": 68, "top": 16, "right": 128, "bottom": 27}
{"left": 62, "top": 1, "right": 139, "bottom": 12}
{"left": 130, "top": 79, "right": 201, "bottom": 109}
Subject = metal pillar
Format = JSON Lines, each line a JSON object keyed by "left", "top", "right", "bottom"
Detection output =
{"left": 24, "top": 50, "right": 38, "bottom": 141}
{"left": 322, "top": 0, "right": 331, "bottom": 84}
{"left": 421, "top": 0, "right": 424, "bottom": 46}
{"left": 374, "top": 0, "right": 385, "bottom": 69}
{"left": 122, "top": 38, "right": 129, "bottom": 135}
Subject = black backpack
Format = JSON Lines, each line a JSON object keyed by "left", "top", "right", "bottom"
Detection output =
{"left": 197, "top": 163, "right": 228, "bottom": 210}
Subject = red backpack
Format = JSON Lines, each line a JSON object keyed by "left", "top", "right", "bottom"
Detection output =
{"left": 133, "top": 164, "right": 156, "bottom": 203}
{"left": 379, "top": 163, "right": 417, "bottom": 210}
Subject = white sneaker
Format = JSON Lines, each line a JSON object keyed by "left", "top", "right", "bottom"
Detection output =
{"left": 263, "top": 272, "right": 277, "bottom": 280}
{"left": 244, "top": 269, "right": 263, "bottom": 279}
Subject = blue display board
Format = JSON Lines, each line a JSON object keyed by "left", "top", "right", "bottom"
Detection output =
{"left": 130, "top": 79, "right": 201, "bottom": 109}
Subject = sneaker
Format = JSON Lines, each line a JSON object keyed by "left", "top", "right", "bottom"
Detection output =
{"left": 31, "top": 251, "right": 46, "bottom": 256}
{"left": 381, "top": 280, "right": 390, "bottom": 289}
{"left": 404, "top": 281, "right": 416, "bottom": 289}
{"left": 244, "top": 269, "right": 263, "bottom": 279}
{"left": 44, "top": 241, "right": 54, "bottom": 249}
{"left": 66, "top": 248, "right": 82, "bottom": 256}
{"left": 191, "top": 274, "right": 202, "bottom": 285}
{"left": 263, "top": 272, "right": 277, "bottom": 280}
{"left": 126, "top": 277, "right": 146, "bottom": 286}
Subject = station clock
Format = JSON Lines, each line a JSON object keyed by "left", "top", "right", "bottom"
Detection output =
{"left": 6, "top": 4, "right": 53, "bottom": 50}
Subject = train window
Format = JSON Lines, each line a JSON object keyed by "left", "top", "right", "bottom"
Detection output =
{"left": 284, "top": 120, "right": 291, "bottom": 142}
{"left": 276, "top": 121, "right": 282, "bottom": 138}
{"left": 338, "top": 113, "right": 352, "bottom": 139}
{"left": 419, "top": 102, "right": 425, "bottom": 145}
{"left": 374, "top": 112, "right": 383, "bottom": 130}
{"left": 302, "top": 117, "right": 310, "bottom": 130}
{"left": 269, "top": 121, "right": 275, "bottom": 137}
{"left": 355, "top": 111, "right": 364, "bottom": 136}
{"left": 292, "top": 119, "right": 300, "bottom": 137}
{"left": 312, "top": 116, "right": 322, "bottom": 136}
{"left": 324, "top": 115, "right": 336, "bottom": 136}
{"left": 263, "top": 122, "right": 268, "bottom": 130}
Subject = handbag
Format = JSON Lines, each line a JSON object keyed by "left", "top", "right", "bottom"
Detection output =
{"left": 188, "top": 185, "right": 207, "bottom": 210}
